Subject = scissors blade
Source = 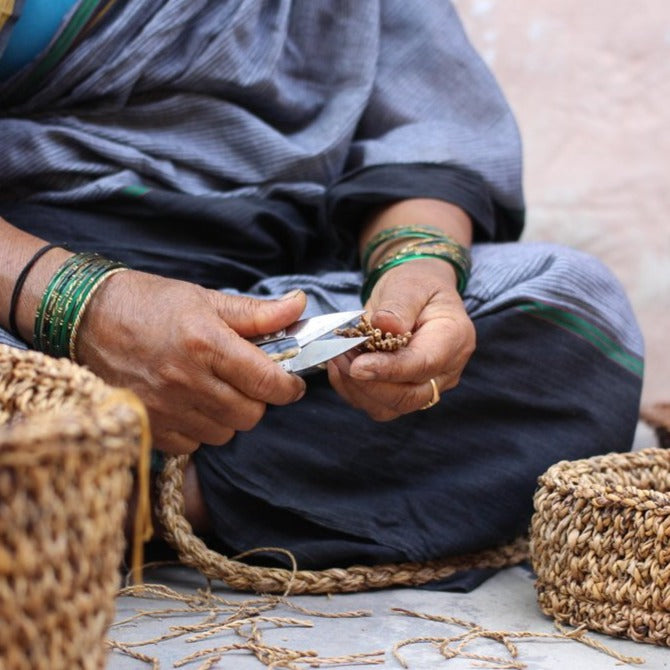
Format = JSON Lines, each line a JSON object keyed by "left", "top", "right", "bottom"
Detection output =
{"left": 250, "top": 309, "right": 365, "bottom": 347}
{"left": 279, "top": 336, "right": 369, "bottom": 374}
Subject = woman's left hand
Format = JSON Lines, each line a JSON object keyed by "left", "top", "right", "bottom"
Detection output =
{"left": 327, "top": 256, "right": 475, "bottom": 420}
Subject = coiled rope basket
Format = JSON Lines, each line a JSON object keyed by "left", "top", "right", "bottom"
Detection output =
{"left": 0, "top": 345, "right": 149, "bottom": 670}
{"left": 530, "top": 446, "right": 670, "bottom": 646}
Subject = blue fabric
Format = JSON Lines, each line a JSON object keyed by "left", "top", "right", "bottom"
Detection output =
{"left": 0, "top": 0, "right": 78, "bottom": 79}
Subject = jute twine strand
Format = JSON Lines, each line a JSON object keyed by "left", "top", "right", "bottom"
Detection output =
{"left": 390, "top": 608, "right": 644, "bottom": 669}
{"left": 109, "top": 579, "right": 384, "bottom": 669}
{"left": 109, "top": 578, "right": 647, "bottom": 669}
{"left": 0, "top": 344, "right": 149, "bottom": 670}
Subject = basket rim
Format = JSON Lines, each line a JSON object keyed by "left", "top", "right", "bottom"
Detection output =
{"left": 0, "top": 380, "right": 146, "bottom": 461}
{"left": 536, "top": 447, "right": 670, "bottom": 512}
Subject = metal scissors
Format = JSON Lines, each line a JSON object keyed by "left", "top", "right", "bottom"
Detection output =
{"left": 249, "top": 309, "right": 368, "bottom": 375}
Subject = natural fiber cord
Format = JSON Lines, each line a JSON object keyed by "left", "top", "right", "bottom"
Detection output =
{"left": 0, "top": 344, "right": 150, "bottom": 670}
{"left": 530, "top": 446, "right": 670, "bottom": 647}
{"left": 157, "top": 453, "right": 529, "bottom": 595}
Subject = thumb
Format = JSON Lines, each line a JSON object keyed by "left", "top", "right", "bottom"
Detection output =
{"left": 217, "top": 289, "right": 307, "bottom": 338}
{"left": 367, "top": 274, "right": 419, "bottom": 335}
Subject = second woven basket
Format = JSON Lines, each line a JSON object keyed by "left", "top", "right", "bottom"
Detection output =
{"left": 530, "top": 447, "right": 670, "bottom": 646}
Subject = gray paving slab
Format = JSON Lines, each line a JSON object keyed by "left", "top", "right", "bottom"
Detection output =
{"left": 108, "top": 564, "right": 669, "bottom": 669}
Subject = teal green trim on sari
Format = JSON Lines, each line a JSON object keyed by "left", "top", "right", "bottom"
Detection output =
{"left": 515, "top": 300, "right": 644, "bottom": 378}
{"left": 122, "top": 184, "right": 151, "bottom": 198}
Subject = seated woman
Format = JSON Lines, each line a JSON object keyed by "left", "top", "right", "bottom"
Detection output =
{"left": 0, "top": 1, "right": 643, "bottom": 584}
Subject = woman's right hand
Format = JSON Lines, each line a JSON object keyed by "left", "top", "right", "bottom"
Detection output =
{"left": 74, "top": 270, "right": 308, "bottom": 454}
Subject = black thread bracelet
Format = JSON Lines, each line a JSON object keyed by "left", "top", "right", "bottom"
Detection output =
{"left": 8, "top": 243, "right": 65, "bottom": 339}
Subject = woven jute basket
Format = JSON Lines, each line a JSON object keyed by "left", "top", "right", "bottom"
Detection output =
{"left": 157, "top": 453, "right": 529, "bottom": 595}
{"left": 530, "top": 447, "right": 670, "bottom": 646}
{"left": 0, "top": 345, "right": 150, "bottom": 670}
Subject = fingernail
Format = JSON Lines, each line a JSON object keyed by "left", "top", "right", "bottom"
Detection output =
{"left": 376, "top": 308, "right": 401, "bottom": 319}
{"left": 351, "top": 366, "right": 376, "bottom": 381}
{"left": 294, "top": 381, "right": 307, "bottom": 401}
{"left": 279, "top": 289, "right": 303, "bottom": 301}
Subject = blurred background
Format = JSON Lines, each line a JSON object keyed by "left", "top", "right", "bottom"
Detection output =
{"left": 452, "top": 0, "right": 670, "bottom": 406}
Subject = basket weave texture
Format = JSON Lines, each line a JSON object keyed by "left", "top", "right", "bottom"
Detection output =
{"left": 530, "top": 447, "right": 670, "bottom": 646}
{"left": 0, "top": 345, "right": 145, "bottom": 670}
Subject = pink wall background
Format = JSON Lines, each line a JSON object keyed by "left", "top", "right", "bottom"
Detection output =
{"left": 452, "top": 0, "right": 670, "bottom": 406}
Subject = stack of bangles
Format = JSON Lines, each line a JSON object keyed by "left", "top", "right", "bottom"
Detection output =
{"left": 360, "top": 224, "right": 473, "bottom": 304}
{"left": 9, "top": 246, "right": 129, "bottom": 362}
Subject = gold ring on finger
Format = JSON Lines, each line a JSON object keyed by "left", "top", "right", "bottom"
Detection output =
{"left": 420, "top": 378, "right": 440, "bottom": 410}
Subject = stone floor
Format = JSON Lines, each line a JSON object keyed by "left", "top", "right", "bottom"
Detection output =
{"left": 109, "top": 562, "right": 669, "bottom": 670}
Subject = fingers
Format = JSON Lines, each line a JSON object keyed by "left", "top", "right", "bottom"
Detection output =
{"left": 76, "top": 272, "right": 310, "bottom": 456}
{"left": 354, "top": 258, "right": 470, "bottom": 384}
{"left": 213, "top": 289, "right": 307, "bottom": 338}
{"left": 347, "top": 314, "right": 474, "bottom": 385}
{"left": 204, "top": 288, "right": 309, "bottom": 405}
{"left": 328, "top": 358, "right": 447, "bottom": 420}
{"left": 331, "top": 258, "right": 476, "bottom": 420}
{"left": 153, "top": 430, "right": 200, "bottom": 456}
{"left": 364, "top": 257, "right": 457, "bottom": 332}
{"left": 152, "top": 406, "right": 237, "bottom": 452}
{"left": 203, "top": 323, "right": 307, "bottom": 406}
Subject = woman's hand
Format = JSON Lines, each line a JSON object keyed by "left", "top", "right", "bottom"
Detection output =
{"left": 327, "top": 257, "right": 475, "bottom": 420}
{"left": 75, "top": 270, "right": 307, "bottom": 454}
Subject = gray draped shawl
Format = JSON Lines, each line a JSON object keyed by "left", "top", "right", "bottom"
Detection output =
{"left": 0, "top": 0, "right": 523, "bottom": 237}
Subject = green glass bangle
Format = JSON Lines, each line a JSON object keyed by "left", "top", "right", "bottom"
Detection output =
{"left": 33, "top": 253, "right": 98, "bottom": 352}
{"left": 38, "top": 255, "right": 101, "bottom": 355}
{"left": 51, "top": 261, "right": 115, "bottom": 357}
{"left": 45, "top": 258, "right": 103, "bottom": 355}
{"left": 57, "top": 259, "right": 118, "bottom": 346}
{"left": 33, "top": 252, "right": 127, "bottom": 358}
{"left": 55, "top": 260, "right": 126, "bottom": 358}
{"left": 62, "top": 261, "right": 126, "bottom": 355}
{"left": 361, "top": 225, "right": 445, "bottom": 271}
{"left": 360, "top": 250, "right": 471, "bottom": 305}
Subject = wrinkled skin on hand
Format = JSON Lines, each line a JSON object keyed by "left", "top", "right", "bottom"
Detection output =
{"left": 327, "top": 258, "right": 476, "bottom": 421}
{"left": 75, "top": 270, "right": 307, "bottom": 454}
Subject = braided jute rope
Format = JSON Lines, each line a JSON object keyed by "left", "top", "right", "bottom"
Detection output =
{"left": 157, "top": 453, "right": 529, "bottom": 595}
{"left": 530, "top": 446, "right": 670, "bottom": 647}
{"left": 0, "top": 344, "right": 150, "bottom": 670}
